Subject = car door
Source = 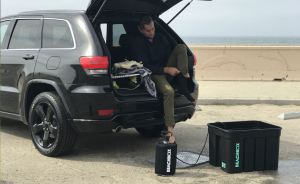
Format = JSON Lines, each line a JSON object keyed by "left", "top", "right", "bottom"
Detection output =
{"left": 0, "top": 16, "right": 42, "bottom": 117}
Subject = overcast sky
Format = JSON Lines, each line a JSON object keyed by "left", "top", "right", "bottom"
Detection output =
{"left": 1, "top": 0, "right": 300, "bottom": 37}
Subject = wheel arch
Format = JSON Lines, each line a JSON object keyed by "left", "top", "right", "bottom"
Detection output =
{"left": 23, "top": 79, "right": 73, "bottom": 124}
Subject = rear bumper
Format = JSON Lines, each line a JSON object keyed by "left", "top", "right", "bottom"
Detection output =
{"left": 71, "top": 104, "right": 195, "bottom": 133}
{"left": 68, "top": 77, "right": 198, "bottom": 133}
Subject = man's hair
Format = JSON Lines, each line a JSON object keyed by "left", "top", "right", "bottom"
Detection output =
{"left": 139, "top": 16, "right": 153, "bottom": 30}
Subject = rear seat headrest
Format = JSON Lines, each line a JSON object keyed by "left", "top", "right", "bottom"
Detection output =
{"left": 119, "top": 34, "right": 133, "bottom": 47}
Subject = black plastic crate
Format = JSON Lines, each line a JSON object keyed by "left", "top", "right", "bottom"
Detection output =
{"left": 207, "top": 121, "right": 282, "bottom": 173}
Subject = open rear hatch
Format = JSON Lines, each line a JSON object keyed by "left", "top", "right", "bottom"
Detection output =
{"left": 86, "top": 0, "right": 182, "bottom": 19}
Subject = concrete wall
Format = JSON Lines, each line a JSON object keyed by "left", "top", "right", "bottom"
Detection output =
{"left": 190, "top": 45, "right": 300, "bottom": 81}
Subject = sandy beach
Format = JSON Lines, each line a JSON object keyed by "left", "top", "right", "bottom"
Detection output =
{"left": 189, "top": 45, "right": 300, "bottom": 81}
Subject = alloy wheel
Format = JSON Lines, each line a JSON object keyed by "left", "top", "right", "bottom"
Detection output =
{"left": 31, "top": 102, "right": 58, "bottom": 148}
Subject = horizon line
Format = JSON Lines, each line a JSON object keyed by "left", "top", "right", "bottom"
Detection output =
{"left": 180, "top": 35, "right": 300, "bottom": 38}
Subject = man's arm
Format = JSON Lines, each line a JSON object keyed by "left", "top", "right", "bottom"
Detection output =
{"left": 164, "top": 67, "right": 179, "bottom": 76}
{"left": 164, "top": 35, "right": 172, "bottom": 60}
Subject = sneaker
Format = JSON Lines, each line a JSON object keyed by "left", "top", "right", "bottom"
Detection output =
{"left": 128, "top": 76, "right": 138, "bottom": 87}
{"left": 113, "top": 81, "right": 119, "bottom": 89}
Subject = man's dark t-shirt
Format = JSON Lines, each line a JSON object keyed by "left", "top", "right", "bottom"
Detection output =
{"left": 131, "top": 33, "right": 171, "bottom": 75}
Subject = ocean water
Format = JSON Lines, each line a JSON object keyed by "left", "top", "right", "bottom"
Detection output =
{"left": 182, "top": 36, "right": 300, "bottom": 45}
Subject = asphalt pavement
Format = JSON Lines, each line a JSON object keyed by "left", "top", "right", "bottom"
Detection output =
{"left": 1, "top": 104, "right": 300, "bottom": 184}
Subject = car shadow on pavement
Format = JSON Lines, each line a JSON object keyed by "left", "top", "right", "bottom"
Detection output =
{"left": 58, "top": 123, "right": 211, "bottom": 169}
{"left": 1, "top": 117, "right": 210, "bottom": 169}
{"left": 1, "top": 118, "right": 31, "bottom": 140}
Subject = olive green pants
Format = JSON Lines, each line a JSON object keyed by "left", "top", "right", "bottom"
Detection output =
{"left": 151, "top": 44, "right": 188, "bottom": 127}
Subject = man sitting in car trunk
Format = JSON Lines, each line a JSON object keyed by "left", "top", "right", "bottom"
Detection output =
{"left": 131, "top": 16, "right": 195, "bottom": 143}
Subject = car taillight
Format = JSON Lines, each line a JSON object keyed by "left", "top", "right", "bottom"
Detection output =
{"left": 193, "top": 54, "right": 197, "bottom": 66}
{"left": 98, "top": 109, "right": 114, "bottom": 116}
{"left": 80, "top": 56, "right": 108, "bottom": 69}
{"left": 80, "top": 56, "right": 108, "bottom": 74}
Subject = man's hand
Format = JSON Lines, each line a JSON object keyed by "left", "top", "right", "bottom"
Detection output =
{"left": 164, "top": 67, "right": 180, "bottom": 76}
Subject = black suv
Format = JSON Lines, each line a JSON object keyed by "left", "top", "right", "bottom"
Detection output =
{"left": 0, "top": 0, "right": 198, "bottom": 156}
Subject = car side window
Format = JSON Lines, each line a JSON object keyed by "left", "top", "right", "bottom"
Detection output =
{"left": 113, "top": 24, "right": 126, "bottom": 47}
{"left": 1, "top": 21, "right": 11, "bottom": 45}
{"left": 43, "top": 20, "right": 74, "bottom": 48}
{"left": 8, "top": 20, "right": 40, "bottom": 49}
{"left": 100, "top": 23, "right": 107, "bottom": 43}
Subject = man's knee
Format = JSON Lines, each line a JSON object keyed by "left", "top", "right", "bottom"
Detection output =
{"left": 163, "top": 86, "right": 174, "bottom": 97}
{"left": 175, "top": 44, "right": 186, "bottom": 52}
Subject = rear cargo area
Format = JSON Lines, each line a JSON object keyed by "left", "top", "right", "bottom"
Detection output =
{"left": 95, "top": 14, "right": 195, "bottom": 97}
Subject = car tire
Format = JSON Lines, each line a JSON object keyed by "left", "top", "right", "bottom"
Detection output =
{"left": 28, "top": 92, "right": 78, "bottom": 157}
{"left": 135, "top": 124, "right": 166, "bottom": 138}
